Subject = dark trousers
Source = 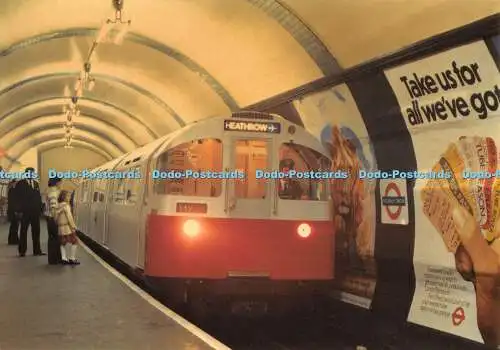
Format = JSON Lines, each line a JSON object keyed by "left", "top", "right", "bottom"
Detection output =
{"left": 8, "top": 215, "right": 19, "bottom": 245}
{"left": 46, "top": 217, "right": 58, "bottom": 239}
{"left": 46, "top": 217, "right": 61, "bottom": 264}
{"left": 18, "top": 214, "right": 41, "bottom": 255}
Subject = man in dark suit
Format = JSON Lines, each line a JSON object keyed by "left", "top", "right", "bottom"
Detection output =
{"left": 17, "top": 167, "right": 45, "bottom": 257}
{"left": 7, "top": 180, "right": 20, "bottom": 245}
{"left": 0, "top": 166, "right": 8, "bottom": 223}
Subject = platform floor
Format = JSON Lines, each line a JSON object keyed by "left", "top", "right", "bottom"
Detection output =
{"left": 0, "top": 221, "right": 224, "bottom": 350}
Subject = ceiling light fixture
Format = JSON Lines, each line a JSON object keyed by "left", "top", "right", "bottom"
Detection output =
{"left": 64, "top": 132, "right": 73, "bottom": 148}
{"left": 113, "top": 0, "right": 124, "bottom": 11}
{"left": 79, "top": 62, "right": 96, "bottom": 91}
{"left": 108, "top": 0, "right": 131, "bottom": 25}
{"left": 105, "top": 0, "right": 131, "bottom": 45}
{"left": 63, "top": 0, "right": 133, "bottom": 149}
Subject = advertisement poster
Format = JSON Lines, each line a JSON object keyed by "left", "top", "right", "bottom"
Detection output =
{"left": 293, "top": 84, "right": 378, "bottom": 309}
{"left": 385, "top": 40, "right": 500, "bottom": 345}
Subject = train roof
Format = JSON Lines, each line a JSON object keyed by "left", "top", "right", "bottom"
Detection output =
{"left": 85, "top": 112, "right": 330, "bottom": 175}
{"left": 111, "top": 118, "right": 217, "bottom": 170}
{"left": 91, "top": 154, "right": 127, "bottom": 172}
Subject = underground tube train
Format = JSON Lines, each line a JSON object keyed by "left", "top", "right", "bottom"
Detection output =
{"left": 73, "top": 111, "right": 334, "bottom": 315}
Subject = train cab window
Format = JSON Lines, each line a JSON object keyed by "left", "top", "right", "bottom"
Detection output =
{"left": 234, "top": 140, "right": 268, "bottom": 199}
{"left": 278, "top": 143, "right": 330, "bottom": 201}
{"left": 154, "top": 138, "right": 222, "bottom": 197}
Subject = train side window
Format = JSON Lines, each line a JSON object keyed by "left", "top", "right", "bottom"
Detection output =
{"left": 125, "top": 167, "right": 141, "bottom": 204}
{"left": 102, "top": 179, "right": 110, "bottom": 202}
{"left": 81, "top": 182, "right": 89, "bottom": 203}
{"left": 278, "top": 143, "right": 331, "bottom": 201}
{"left": 94, "top": 179, "right": 102, "bottom": 195}
{"left": 98, "top": 179, "right": 105, "bottom": 201}
{"left": 93, "top": 192, "right": 98, "bottom": 202}
{"left": 154, "top": 138, "right": 223, "bottom": 197}
{"left": 234, "top": 139, "right": 268, "bottom": 199}
{"left": 80, "top": 183, "right": 84, "bottom": 203}
{"left": 114, "top": 179, "right": 126, "bottom": 203}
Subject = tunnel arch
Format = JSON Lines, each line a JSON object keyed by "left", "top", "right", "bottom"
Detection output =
{"left": 2, "top": 123, "right": 128, "bottom": 155}
{"left": 36, "top": 140, "right": 114, "bottom": 162}
{"left": 0, "top": 29, "right": 241, "bottom": 111}
{"left": 243, "top": 0, "right": 340, "bottom": 75}
{"left": 5, "top": 129, "right": 125, "bottom": 163}
{"left": 0, "top": 114, "right": 138, "bottom": 150}
{"left": 0, "top": 72, "right": 184, "bottom": 127}
{"left": 0, "top": 96, "right": 159, "bottom": 140}
{"left": 6, "top": 134, "right": 119, "bottom": 171}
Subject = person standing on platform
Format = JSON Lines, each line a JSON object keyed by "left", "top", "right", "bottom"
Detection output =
{"left": 7, "top": 180, "right": 20, "bottom": 245}
{"left": 17, "top": 167, "right": 45, "bottom": 257}
{"left": 56, "top": 190, "right": 80, "bottom": 265}
{"left": 46, "top": 177, "right": 62, "bottom": 264}
{"left": 0, "top": 166, "right": 8, "bottom": 223}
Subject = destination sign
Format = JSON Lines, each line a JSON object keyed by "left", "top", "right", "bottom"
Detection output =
{"left": 224, "top": 120, "right": 281, "bottom": 134}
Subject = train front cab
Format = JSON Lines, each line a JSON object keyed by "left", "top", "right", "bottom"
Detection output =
{"left": 145, "top": 118, "right": 335, "bottom": 314}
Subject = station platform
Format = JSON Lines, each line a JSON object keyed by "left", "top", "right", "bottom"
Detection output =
{"left": 0, "top": 222, "right": 229, "bottom": 350}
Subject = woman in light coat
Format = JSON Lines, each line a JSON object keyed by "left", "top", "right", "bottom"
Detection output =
{"left": 56, "top": 190, "right": 80, "bottom": 265}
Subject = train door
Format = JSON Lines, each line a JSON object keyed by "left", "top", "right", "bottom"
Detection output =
{"left": 226, "top": 138, "right": 273, "bottom": 218}
{"left": 78, "top": 181, "right": 92, "bottom": 234}
{"left": 88, "top": 186, "right": 100, "bottom": 241}
{"left": 106, "top": 178, "right": 123, "bottom": 250}
{"left": 107, "top": 167, "right": 142, "bottom": 266}
{"left": 137, "top": 162, "right": 152, "bottom": 269}
{"left": 102, "top": 178, "right": 114, "bottom": 247}
{"left": 90, "top": 179, "right": 107, "bottom": 243}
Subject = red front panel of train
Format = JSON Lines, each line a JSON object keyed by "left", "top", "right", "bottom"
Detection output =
{"left": 145, "top": 214, "right": 334, "bottom": 280}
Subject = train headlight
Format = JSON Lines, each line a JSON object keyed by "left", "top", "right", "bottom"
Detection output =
{"left": 183, "top": 219, "right": 200, "bottom": 237}
{"left": 297, "top": 223, "right": 311, "bottom": 238}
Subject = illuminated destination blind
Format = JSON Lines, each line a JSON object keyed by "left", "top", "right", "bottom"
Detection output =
{"left": 224, "top": 120, "right": 281, "bottom": 133}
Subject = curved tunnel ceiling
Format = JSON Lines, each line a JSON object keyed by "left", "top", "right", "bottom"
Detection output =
{"left": 0, "top": 115, "right": 137, "bottom": 151}
{"left": 8, "top": 130, "right": 123, "bottom": 167}
{"left": 0, "top": 97, "right": 159, "bottom": 142}
{"left": 6, "top": 124, "right": 127, "bottom": 156}
{"left": 37, "top": 140, "right": 114, "bottom": 163}
{"left": 0, "top": 0, "right": 497, "bottom": 167}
